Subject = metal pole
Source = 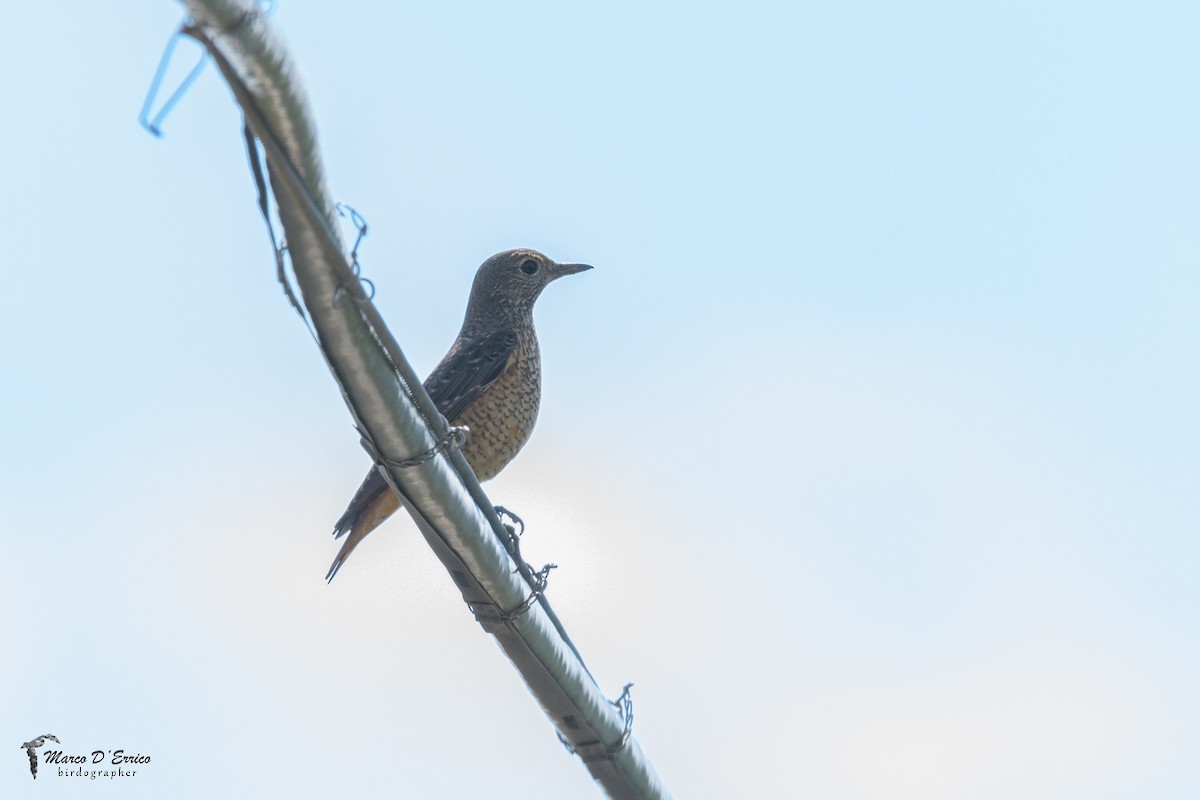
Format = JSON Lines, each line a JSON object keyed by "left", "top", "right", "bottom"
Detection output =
{"left": 172, "top": 2, "right": 672, "bottom": 797}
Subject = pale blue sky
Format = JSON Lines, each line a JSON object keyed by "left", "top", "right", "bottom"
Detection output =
{"left": 2, "top": 2, "right": 1198, "bottom": 798}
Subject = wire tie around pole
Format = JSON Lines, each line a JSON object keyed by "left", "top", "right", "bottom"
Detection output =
{"left": 331, "top": 202, "right": 376, "bottom": 306}
{"left": 139, "top": 26, "right": 209, "bottom": 138}
{"left": 335, "top": 202, "right": 369, "bottom": 267}
{"left": 606, "top": 683, "right": 635, "bottom": 757}
{"left": 360, "top": 425, "right": 469, "bottom": 470}
{"left": 499, "top": 563, "right": 557, "bottom": 621}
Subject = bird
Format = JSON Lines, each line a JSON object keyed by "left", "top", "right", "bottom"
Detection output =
{"left": 20, "top": 734, "right": 59, "bottom": 779}
{"left": 325, "top": 248, "right": 592, "bottom": 581}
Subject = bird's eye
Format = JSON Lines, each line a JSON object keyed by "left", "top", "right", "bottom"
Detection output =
{"left": 520, "top": 259, "right": 539, "bottom": 275}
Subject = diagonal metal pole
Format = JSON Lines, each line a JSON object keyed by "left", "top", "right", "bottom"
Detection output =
{"left": 170, "top": 2, "right": 672, "bottom": 797}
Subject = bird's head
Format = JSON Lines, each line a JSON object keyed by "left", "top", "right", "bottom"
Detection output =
{"left": 465, "top": 249, "right": 592, "bottom": 326}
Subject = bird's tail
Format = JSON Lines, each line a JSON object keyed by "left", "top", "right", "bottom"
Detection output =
{"left": 326, "top": 468, "right": 401, "bottom": 582}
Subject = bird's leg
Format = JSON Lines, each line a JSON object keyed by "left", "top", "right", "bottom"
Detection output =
{"left": 493, "top": 505, "right": 525, "bottom": 567}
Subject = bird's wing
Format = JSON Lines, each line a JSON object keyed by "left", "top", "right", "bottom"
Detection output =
{"left": 423, "top": 328, "right": 519, "bottom": 423}
{"left": 328, "top": 328, "right": 518, "bottom": 562}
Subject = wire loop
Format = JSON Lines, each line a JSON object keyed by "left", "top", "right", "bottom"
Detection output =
{"left": 499, "top": 563, "right": 557, "bottom": 621}
{"left": 139, "top": 29, "right": 208, "bottom": 138}
{"left": 607, "top": 683, "right": 635, "bottom": 756}
{"left": 331, "top": 202, "right": 375, "bottom": 306}
{"left": 363, "top": 425, "right": 469, "bottom": 470}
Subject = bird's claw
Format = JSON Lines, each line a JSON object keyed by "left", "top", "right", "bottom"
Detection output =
{"left": 493, "top": 505, "right": 526, "bottom": 566}
{"left": 493, "top": 505, "right": 524, "bottom": 537}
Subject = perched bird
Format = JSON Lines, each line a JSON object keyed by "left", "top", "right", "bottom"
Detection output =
{"left": 326, "top": 248, "right": 592, "bottom": 581}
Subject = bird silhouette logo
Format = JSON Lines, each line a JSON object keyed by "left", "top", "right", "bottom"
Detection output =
{"left": 20, "top": 734, "right": 59, "bottom": 779}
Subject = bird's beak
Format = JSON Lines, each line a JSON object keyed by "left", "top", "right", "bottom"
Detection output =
{"left": 549, "top": 261, "right": 593, "bottom": 279}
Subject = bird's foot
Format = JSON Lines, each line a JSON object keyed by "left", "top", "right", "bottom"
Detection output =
{"left": 493, "top": 505, "right": 525, "bottom": 537}
{"left": 493, "top": 505, "right": 526, "bottom": 566}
